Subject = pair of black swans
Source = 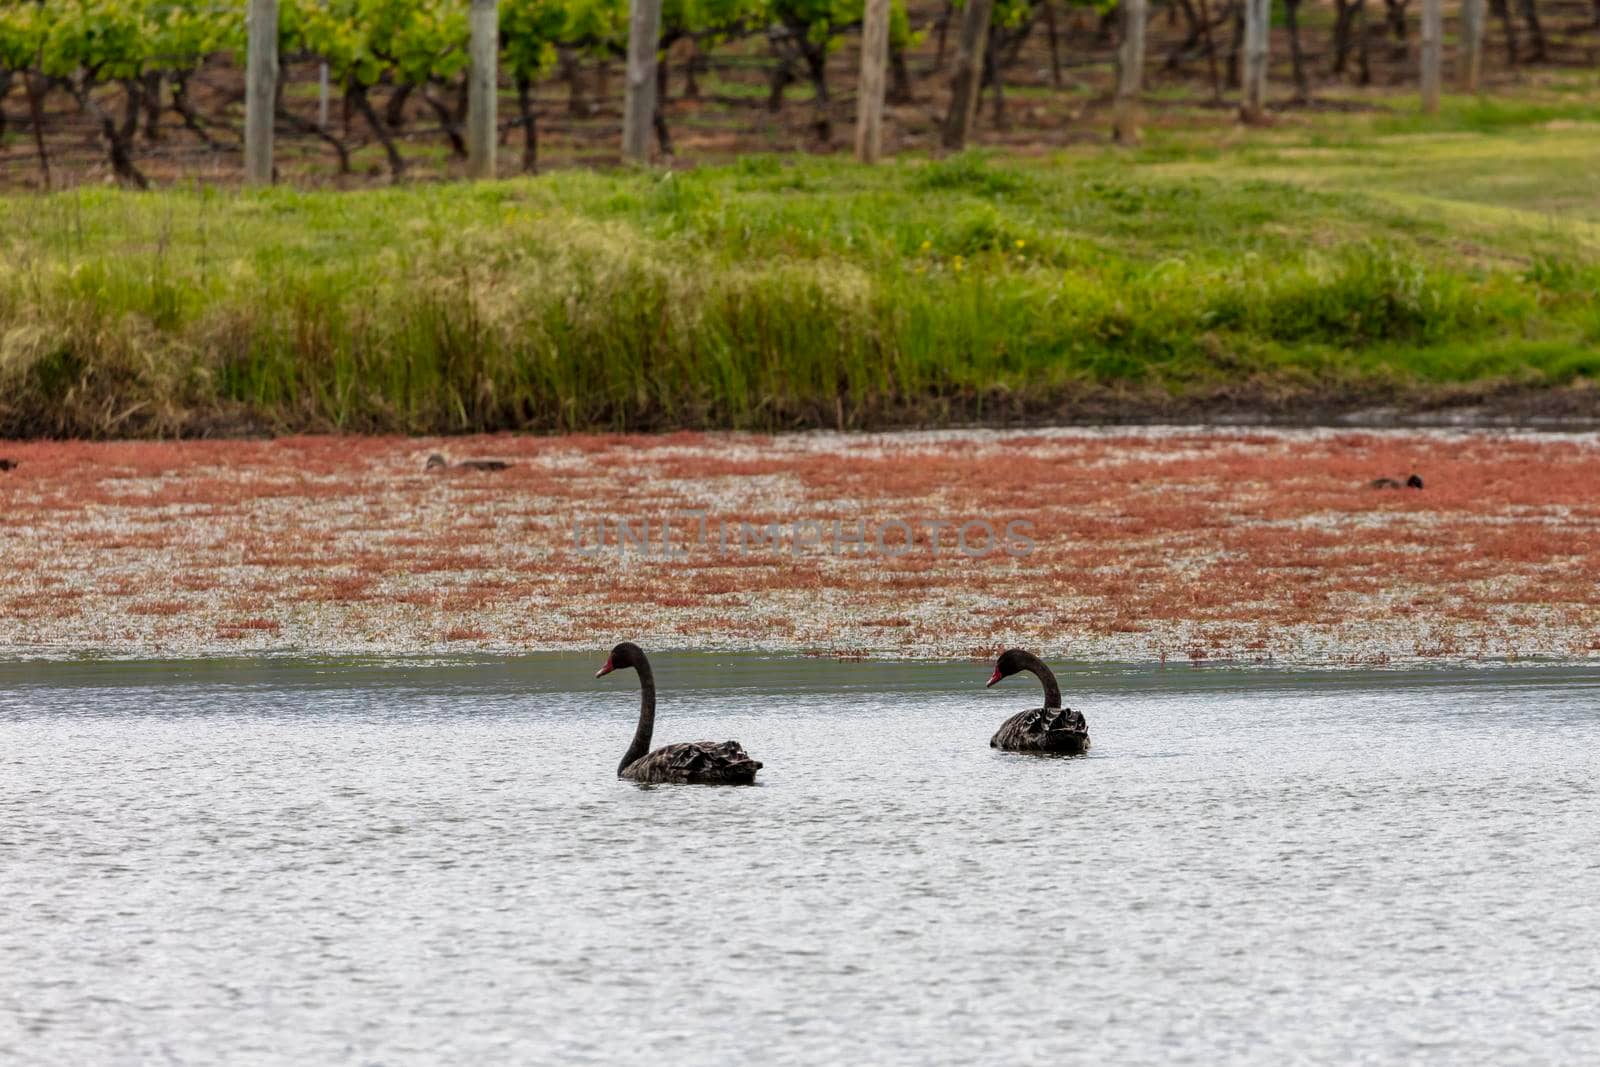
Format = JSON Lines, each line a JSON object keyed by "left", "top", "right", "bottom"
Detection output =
{"left": 596, "top": 643, "right": 1089, "bottom": 785}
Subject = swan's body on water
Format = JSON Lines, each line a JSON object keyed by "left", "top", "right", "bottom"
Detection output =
{"left": 986, "top": 649, "right": 1091, "bottom": 755}
{"left": 596, "top": 642, "right": 763, "bottom": 784}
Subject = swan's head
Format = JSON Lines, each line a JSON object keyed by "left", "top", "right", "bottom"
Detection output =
{"left": 1406, "top": 473, "right": 1424, "bottom": 489}
{"left": 596, "top": 641, "right": 646, "bottom": 678}
{"left": 425, "top": 454, "right": 448, "bottom": 471}
{"left": 987, "top": 648, "right": 1033, "bottom": 688}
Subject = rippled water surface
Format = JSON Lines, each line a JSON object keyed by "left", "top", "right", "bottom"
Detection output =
{"left": 3, "top": 656, "right": 1598, "bottom": 1064}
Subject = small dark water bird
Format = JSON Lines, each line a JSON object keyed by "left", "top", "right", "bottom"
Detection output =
{"left": 986, "top": 648, "right": 1091, "bottom": 755}
{"left": 1371, "top": 473, "right": 1424, "bottom": 490}
{"left": 596, "top": 642, "right": 763, "bottom": 784}
{"left": 425, "top": 453, "right": 511, "bottom": 472}
{"left": 0, "top": 459, "right": 16, "bottom": 471}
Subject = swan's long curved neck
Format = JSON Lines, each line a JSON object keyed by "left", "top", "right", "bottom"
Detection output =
{"left": 1020, "top": 652, "right": 1062, "bottom": 707}
{"left": 618, "top": 656, "right": 657, "bottom": 775}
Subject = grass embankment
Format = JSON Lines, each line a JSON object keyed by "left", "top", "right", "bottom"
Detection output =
{"left": 2, "top": 100, "right": 1598, "bottom": 436}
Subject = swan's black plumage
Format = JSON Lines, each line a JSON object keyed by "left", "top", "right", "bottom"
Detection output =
{"left": 986, "top": 648, "right": 1091, "bottom": 755}
{"left": 990, "top": 705, "right": 1091, "bottom": 754}
{"left": 596, "top": 642, "right": 762, "bottom": 784}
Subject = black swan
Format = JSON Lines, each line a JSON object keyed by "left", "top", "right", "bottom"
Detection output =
{"left": 596, "top": 642, "right": 763, "bottom": 784}
{"left": 1370, "top": 474, "right": 1424, "bottom": 489}
{"left": 986, "top": 648, "right": 1091, "bottom": 755}
{"left": 426, "top": 453, "right": 510, "bottom": 472}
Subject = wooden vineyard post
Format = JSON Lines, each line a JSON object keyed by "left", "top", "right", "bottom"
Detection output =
{"left": 468, "top": 0, "right": 499, "bottom": 178}
{"left": 1112, "top": 0, "right": 1148, "bottom": 144}
{"left": 1420, "top": 0, "right": 1442, "bottom": 113}
{"left": 941, "top": 0, "right": 994, "bottom": 150}
{"left": 1239, "top": 0, "right": 1271, "bottom": 124}
{"left": 1458, "top": 0, "right": 1485, "bottom": 92}
{"left": 244, "top": 0, "right": 279, "bottom": 184}
{"left": 622, "top": 0, "right": 663, "bottom": 164}
{"left": 317, "top": 63, "right": 331, "bottom": 129}
{"left": 856, "top": 0, "right": 891, "bottom": 163}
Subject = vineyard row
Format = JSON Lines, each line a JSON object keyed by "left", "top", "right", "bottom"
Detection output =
{"left": 1, "top": 0, "right": 1596, "bottom": 186}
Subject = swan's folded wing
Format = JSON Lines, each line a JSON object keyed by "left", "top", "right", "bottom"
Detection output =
{"left": 660, "top": 743, "right": 712, "bottom": 774}
{"left": 992, "top": 707, "right": 1090, "bottom": 750}
{"left": 1039, "top": 707, "right": 1089, "bottom": 734}
{"left": 688, "top": 740, "right": 762, "bottom": 769}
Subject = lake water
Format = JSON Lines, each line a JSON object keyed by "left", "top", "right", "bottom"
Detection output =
{"left": 2, "top": 656, "right": 1597, "bottom": 1064}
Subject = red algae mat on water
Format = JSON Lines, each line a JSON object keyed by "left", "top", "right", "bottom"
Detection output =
{"left": 1, "top": 429, "right": 1597, "bottom": 664}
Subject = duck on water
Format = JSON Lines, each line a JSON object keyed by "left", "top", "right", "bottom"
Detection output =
{"left": 425, "top": 453, "right": 511, "bottom": 472}
{"left": 1370, "top": 473, "right": 1424, "bottom": 490}
{"left": 596, "top": 642, "right": 763, "bottom": 784}
{"left": 986, "top": 649, "right": 1091, "bottom": 755}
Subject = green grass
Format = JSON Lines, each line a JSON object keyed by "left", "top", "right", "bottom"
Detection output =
{"left": 2, "top": 107, "right": 1598, "bottom": 436}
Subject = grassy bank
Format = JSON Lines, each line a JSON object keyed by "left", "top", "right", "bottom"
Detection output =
{"left": 2, "top": 101, "right": 1598, "bottom": 437}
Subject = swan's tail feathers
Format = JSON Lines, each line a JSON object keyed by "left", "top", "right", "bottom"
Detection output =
{"left": 714, "top": 741, "right": 763, "bottom": 777}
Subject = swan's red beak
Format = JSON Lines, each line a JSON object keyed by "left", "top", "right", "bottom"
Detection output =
{"left": 986, "top": 667, "right": 1003, "bottom": 688}
{"left": 595, "top": 656, "right": 614, "bottom": 678}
